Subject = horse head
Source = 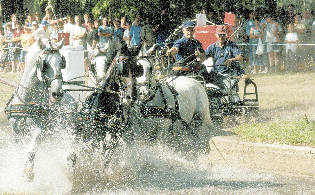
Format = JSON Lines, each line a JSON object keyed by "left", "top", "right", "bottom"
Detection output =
{"left": 135, "top": 58, "right": 153, "bottom": 101}
{"left": 36, "top": 38, "right": 66, "bottom": 102}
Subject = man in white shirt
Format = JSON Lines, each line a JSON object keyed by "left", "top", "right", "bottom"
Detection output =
{"left": 64, "top": 15, "right": 74, "bottom": 33}
{"left": 70, "top": 15, "right": 87, "bottom": 49}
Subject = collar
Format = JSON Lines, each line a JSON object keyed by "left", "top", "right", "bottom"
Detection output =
{"left": 182, "top": 35, "right": 195, "bottom": 42}
{"left": 215, "top": 40, "right": 230, "bottom": 48}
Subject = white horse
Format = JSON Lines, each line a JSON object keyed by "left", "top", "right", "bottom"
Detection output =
{"left": 5, "top": 38, "right": 76, "bottom": 182}
{"left": 87, "top": 53, "right": 108, "bottom": 89}
{"left": 126, "top": 58, "right": 214, "bottom": 154}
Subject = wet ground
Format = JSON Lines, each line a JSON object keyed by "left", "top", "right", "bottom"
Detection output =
{"left": 1, "top": 111, "right": 315, "bottom": 195}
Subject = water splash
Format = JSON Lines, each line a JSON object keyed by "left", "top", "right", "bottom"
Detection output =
{"left": 0, "top": 123, "right": 292, "bottom": 194}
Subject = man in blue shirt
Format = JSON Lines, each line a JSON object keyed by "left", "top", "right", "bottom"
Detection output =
{"left": 129, "top": 16, "right": 142, "bottom": 53}
{"left": 166, "top": 20, "right": 208, "bottom": 78}
{"left": 113, "top": 18, "right": 125, "bottom": 43}
{"left": 205, "top": 25, "right": 247, "bottom": 101}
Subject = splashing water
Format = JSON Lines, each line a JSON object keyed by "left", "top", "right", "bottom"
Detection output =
{"left": 1, "top": 122, "right": 313, "bottom": 194}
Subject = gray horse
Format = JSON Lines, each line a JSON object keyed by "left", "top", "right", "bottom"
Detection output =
{"left": 5, "top": 38, "right": 76, "bottom": 182}
{"left": 122, "top": 57, "right": 215, "bottom": 155}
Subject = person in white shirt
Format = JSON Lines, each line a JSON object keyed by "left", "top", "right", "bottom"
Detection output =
{"left": 64, "top": 15, "right": 74, "bottom": 33}
{"left": 70, "top": 15, "right": 87, "bottom": 49}
{"left": 265, "top": 14, "right": 282, "bottom": 73}
{"left": 123, "top": 19, "right": 131, "bottom": 47}
{"left": 285, "top": 23, "right": 299, "bottom": 72}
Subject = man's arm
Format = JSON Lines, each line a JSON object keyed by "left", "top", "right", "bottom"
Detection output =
{"left": 225, "top": 54, "right": 243, "bottom": 67}
{"left": 166, "top": 47, "right": 178, "bottom": 56}
{"left": 71, "top": 32, "right": 86, "bottom": 40}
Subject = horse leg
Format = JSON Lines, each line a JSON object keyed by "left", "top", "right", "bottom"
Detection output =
{"left": 9, "top": 117, "right": 27, "bottom": 144}
{"left": 23, "top": 127, "right": 41, "bottom": 182}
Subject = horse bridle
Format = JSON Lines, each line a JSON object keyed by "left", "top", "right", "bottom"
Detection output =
{"left": 36, "top": 49, "right": 66, "bottom": 86}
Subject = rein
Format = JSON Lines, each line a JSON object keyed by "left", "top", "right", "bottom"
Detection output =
{"left": 138, "top": 79, "right": 180, "bottom": 120}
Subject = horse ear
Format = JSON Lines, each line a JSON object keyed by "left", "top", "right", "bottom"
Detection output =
{"left": 57, "top": 38, "right": 65, "bottom": 50}
{"left": 37, "top": 38, "right": 46, "bottom": 50}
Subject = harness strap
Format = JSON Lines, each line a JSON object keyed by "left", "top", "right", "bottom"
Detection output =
{"left": 140, "top": 80, "right": 181, "bottom": 120}
{"left": 5, "top": 103, "right": 48, "bottom": 118}
{"left": 172, "top": 66, "right": 201, "bottom": 72}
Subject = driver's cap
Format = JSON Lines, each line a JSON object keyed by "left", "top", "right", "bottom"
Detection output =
{"left": 182, "top": 21, "right": 195, "bottom": 29}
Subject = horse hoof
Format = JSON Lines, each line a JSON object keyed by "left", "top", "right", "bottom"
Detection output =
{"left": 23, "top": 168, "right": 34, "bottom": 182}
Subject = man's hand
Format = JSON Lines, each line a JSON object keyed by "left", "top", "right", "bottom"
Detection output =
{"left": 166, "top": 47, "right": 178, "bottom": 57}
{"left": 195, "top": 50, "right": 201, "bottom": 56}
{"left": 225, "top": 59, "right": 233, "bottom": 67}
{"left": 195, "top": 50, "right": 206, "bottom": 62}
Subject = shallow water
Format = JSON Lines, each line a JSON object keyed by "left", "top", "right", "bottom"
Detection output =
{"left": 1, "top": 121, "right": 315, "bottom": 195}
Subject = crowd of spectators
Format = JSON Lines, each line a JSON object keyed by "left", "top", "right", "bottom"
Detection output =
{"left": 1, "top": 4, "right": 315, "bottom": 74}
{"left": 234, "top": 4, "right": 315, "bottom": 73}
{"left": 0, "top": 8, "right": 171, "bottom": 74}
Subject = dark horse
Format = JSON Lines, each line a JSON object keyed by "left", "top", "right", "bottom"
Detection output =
{"left": 5, "top": 38, "right": 76, "bottom": 182}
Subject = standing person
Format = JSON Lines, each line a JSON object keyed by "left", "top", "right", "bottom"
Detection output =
{"left": 166, "top": 21, "right": 208, "bottom": 78}
{"left": 259, "top": 9, "right": 269, "bottom": 73}
{"left": 249, "top": 17, "right": 264, "bottom": 74}
{"left": 121, "top": 15, "right": 128, "bottom": 29}
{"left": 113, "top": 18, "right": 125, "bottom": 43}
{"left": 129, "top": 15, "right": 142, "bottom": 54}
{"left": 13, "top": 22, "right": 24, "bottom": 72}
{"left": 245, "top": 10, "right": 256, "bottom": 73}
{"left": 98, "top": 16, "right": 113, "bottom": 49}
{"left": 25, "top": 15, "right": 33, "bottom": 27}
{"left": 33, "top": 13, "right": 41, "bottom": 25}
{"left": 140, "top": 16, "right": 155, "bottom": 55}
{"left": 70, "top": 15, "right": 87, "bottom": 49}
{"left": 64, "top": 15, "right": 74, "bottom": 33}
{"left": 123, "top": 19, "right": 131, "bottom": 47}
{"left": 285, "top": 23, "right": 299, "bottom": 72}
{"left": 17, "top": 25, "right": 35, "bottom": 72}
{"left": 0, "top": 27, "right": 6, "bottom": 72}
{"left": 83, "top": 13, "right": 91, "bottom": 31}
{"left": 86, "top": 20, "right": 98, "bottom": 52}
{"left": 4, "top": 23, "right": 19, "bottom": 73}
{"left": 284, "top": 4, "right": 296, "bottom": 27}
{"left": 31, "top": 21, "right": 39, "bottom": 33}
{"left": 265, "top": 14, "right": 282, "bottom": 73}
{"left": 294, "top": 14, "right": 306, "bottom": 71}
{"left": 153, "top": 9, "right": 170, "bottom": 45}
{"left": 50, "top": 22, "right": 62, "bottom": 42}
{"left": 85, "top": 20, "right": 98, "bottom": 71}
{"left": 10, "top": 14, "right": 18, "bottom": 30}
{"left": 205, "top": 25, "right": 247, "bottom": 103}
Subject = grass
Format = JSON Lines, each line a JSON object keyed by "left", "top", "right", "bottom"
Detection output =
{"left": 235, "top": 72, "right": 315, "bottom": 147}
{"left": 234, "top": 117, "right": 315, "bottom": 147}
{"left": 0, "top": 72, "right": 21, "bottom": 83}
{"left": 0, "top": 72, "right": 19, "bottom": 109}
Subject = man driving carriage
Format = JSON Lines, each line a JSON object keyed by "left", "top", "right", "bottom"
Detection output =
{"left": 165, "top": 20, "right": 209, "bottom": 80}
{"left": 205, "top": 25, "right": 248, "bottom": 103}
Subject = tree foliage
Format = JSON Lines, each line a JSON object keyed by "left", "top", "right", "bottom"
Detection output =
{"left": 32, "top": 0, "right": 270, "bottom": 25}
